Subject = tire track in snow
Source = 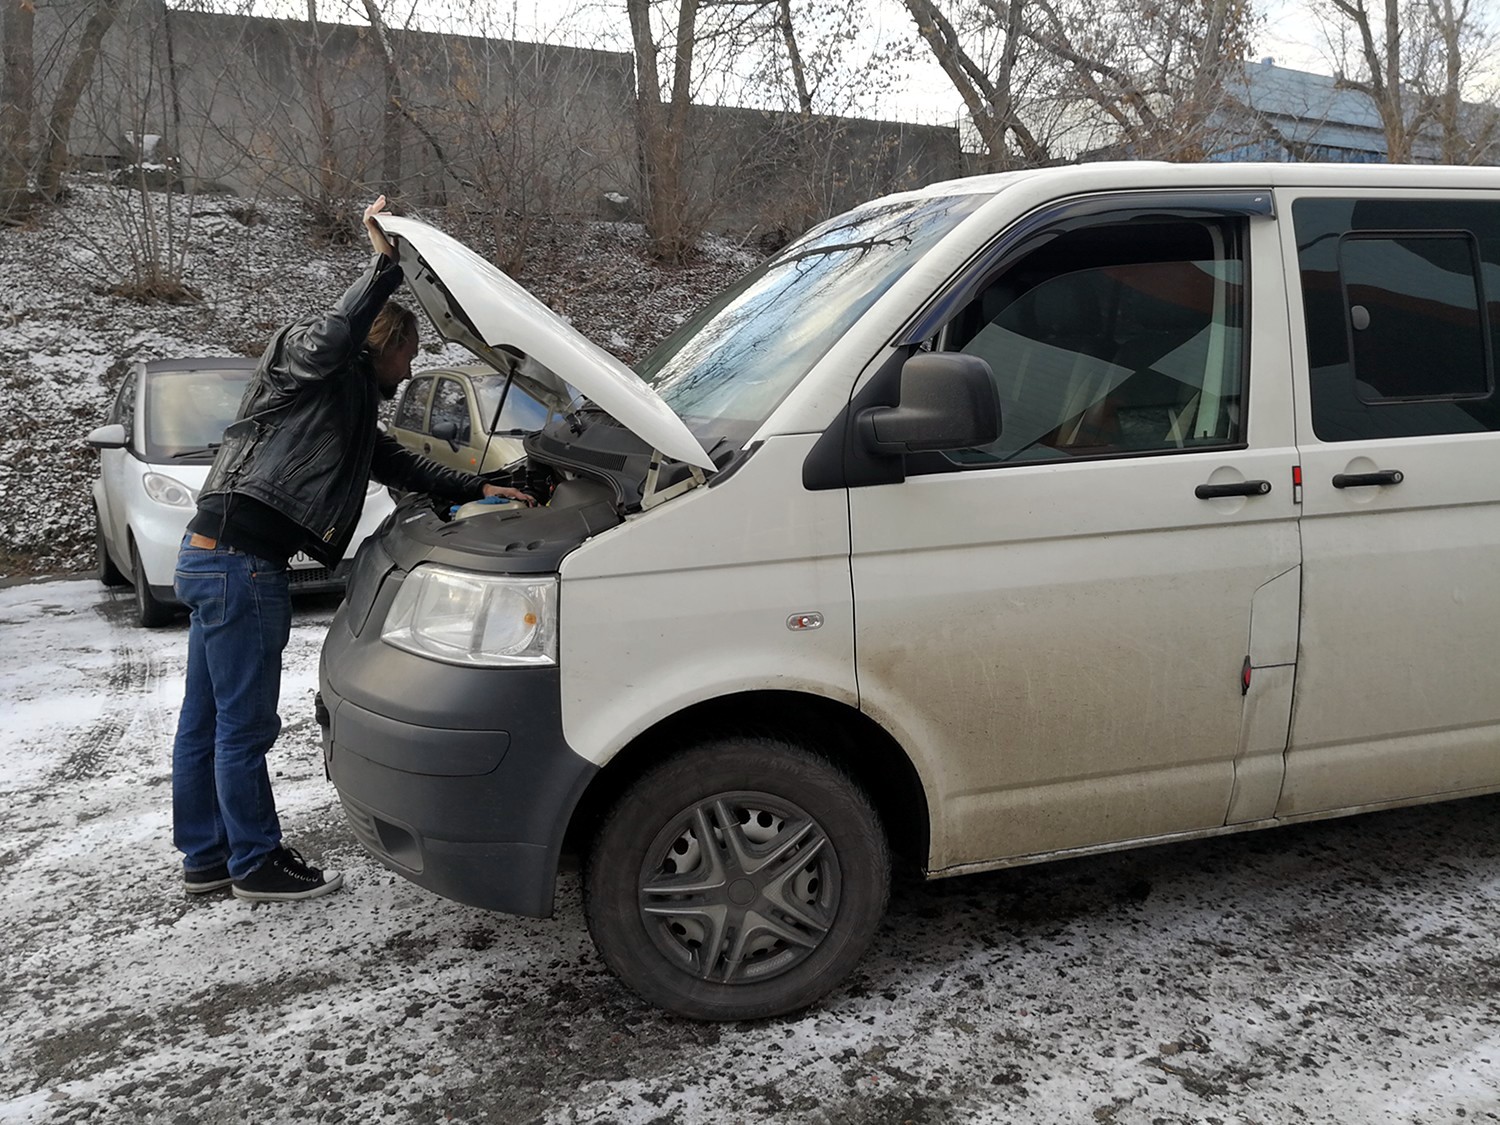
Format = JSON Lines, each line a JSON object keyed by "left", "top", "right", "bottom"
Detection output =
{"left": 50, "top": 638, "right": 165, "bottom": 785}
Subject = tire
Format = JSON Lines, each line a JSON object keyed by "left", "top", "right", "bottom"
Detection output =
{"left": 584, "top": 737, "right": 890, "bottom": 1021}
{"left": 130, "top": 539, "right": 174, "bottom": 628}
{"left": 95, "top": 506, "right": 127, "bottom": 587}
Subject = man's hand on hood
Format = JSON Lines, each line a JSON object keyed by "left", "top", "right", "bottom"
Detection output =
{"left": 364, "top": 196, "right": 396, "bottom": 259}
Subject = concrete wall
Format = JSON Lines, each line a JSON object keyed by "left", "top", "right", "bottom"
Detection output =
{"left": 684, "top": 106, "right": 963, "bottom": 232}
{"left": 161, "top": 14, "right": 642, "bottom": 208}
{"left": 19, "top": 0, "right": 961, "bottom": 230}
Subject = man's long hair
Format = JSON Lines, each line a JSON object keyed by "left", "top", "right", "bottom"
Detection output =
{"left": 368, "top": 300, "right": 418, "bottom": 357}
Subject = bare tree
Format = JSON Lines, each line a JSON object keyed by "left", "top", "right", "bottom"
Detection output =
{"left": 625, "top": 0, "right": 832, "bottom": 256}
{"left": 901, "top": 0, "right": 1255, "bottom": 166}
{"left": 36, "top": 0, "right": 125, "bottom": 199}
{"left": 1320, "top": 0, "right": 1430, "bottom": 160}
{"left": 359, "top": 0, "right": 405, "bottom": 194}
{"left": 777, "top": 0, "right": 813, "bottom": 115}
{"left": 748, "top": 0, "right": 894, "bottom": 119}
{"left": 725, "top": 0, "right": 923, "bottom": 235}
{"left": 1420, "top": 0, "right": 1498, "bottom": 162}
{"left": 1028, "top": 0, "right": 1255, "bottom": 159}
{"left": 628, "top": 0, "right": 704, "bottom": 261}
{"left": 408, "top": 29, "right": 634, "bottom": 275}
{"left": 1, "top": 0, "right": 35, "bottom": 216}
{"left": 902, "top": 0, "right": 1051, "bottom": 169}
{"left": 1315, "top": 0, "right": 1498, "bottom": 162}
{"left": 300, "top": 0, "right": 344, "bottom": 223}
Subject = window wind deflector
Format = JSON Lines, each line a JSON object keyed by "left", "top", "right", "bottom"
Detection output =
{"left": 899, "top": 189, "right": 1274, "bottom": 347}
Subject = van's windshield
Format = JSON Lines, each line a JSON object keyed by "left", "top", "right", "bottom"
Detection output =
{"left": 637, "top": 192, "right": 990, "bottom": 445}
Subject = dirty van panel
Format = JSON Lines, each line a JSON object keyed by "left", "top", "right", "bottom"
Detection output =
{"left": 852, "top": 466, "right": 1298, "bottom": 867}
{"left": 849, "top": 204, "right": 1301, "bottom": 871}
{"left": 1283, "top": 193, "right": 1500, "bottom": 816}
{"left": 557, "top": 431, "right": 857, "bottom": 769}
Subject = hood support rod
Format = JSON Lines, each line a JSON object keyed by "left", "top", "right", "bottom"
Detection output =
{"left": 640, "top": 452, "right": 707, "bottom": 511}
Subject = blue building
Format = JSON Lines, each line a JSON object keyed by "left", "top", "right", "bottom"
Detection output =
{"left": 1216, "top": 58, "right": 1500, "bottom": 165}
{"left": 1217, "top": 59, "right": 1425, "bottom": 163}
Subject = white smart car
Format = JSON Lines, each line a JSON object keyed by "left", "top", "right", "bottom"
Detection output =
{"left": 86, "top": 356, "right": 395, "bottom": 627}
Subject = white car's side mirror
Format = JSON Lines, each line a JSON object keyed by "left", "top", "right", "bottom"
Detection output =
{"left": 85, "top": 423, "right": 128, "bottom": 449}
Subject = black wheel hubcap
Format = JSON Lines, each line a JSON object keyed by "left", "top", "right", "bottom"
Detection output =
{"left": 637, "top": 793, "right": 840, "bottom": 985}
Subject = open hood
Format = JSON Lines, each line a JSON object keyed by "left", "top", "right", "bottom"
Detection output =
{"left": 376, "top": 215, "right": 716, "bottom": 472}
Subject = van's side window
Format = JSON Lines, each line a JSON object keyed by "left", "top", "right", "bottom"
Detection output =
{"left": 933, "top": 218, "right": 1246, "bottom": 467}
{"left": 1293, "top": 198, "right": 1500, "bottom": 440}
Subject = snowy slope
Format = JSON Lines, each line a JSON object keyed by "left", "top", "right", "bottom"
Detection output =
{"left": 0, "top": 179, "right": 758, "bottom": 577}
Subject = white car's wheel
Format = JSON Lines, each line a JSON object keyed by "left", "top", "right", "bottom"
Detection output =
{"left": 130, "top": 539, "right": 174, "bottom": 628}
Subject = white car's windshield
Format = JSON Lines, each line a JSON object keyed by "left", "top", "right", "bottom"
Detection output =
{"left": 636, "top": 193, "right": 990, "bottom": 444}
{"left": 145, "top": 367, "right": 252, "bottom": 461}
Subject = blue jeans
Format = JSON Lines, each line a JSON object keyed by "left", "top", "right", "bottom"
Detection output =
{"left": 171, "top": 534, "right": 292, "bottom": 880}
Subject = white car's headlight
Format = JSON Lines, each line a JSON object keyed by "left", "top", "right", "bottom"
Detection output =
{"left": 143, "top": 472, "right": 197, "bottom": 508}
{"left": 381, "top": 565, "right": 557, "bottom": 667}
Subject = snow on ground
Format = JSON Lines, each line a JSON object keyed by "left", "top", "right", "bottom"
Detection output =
{"left": 4, "top": 177, "right": 1500, "bottom": 1124}
{"left": 0, "top": 180, "right": 758, "bottom": 578}
{"left": 2, "top": 577, "right": 1498, "bottom": 1124}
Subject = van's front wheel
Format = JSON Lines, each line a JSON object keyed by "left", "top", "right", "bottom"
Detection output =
{"left": 584, "top": 737, "right": 889, "bottom": 1021}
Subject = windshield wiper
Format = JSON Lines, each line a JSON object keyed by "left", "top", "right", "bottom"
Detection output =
{"left": 171, "top": 443, "right": 220, "bottom": 458}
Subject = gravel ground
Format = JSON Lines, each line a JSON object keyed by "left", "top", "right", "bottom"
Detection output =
{"left": 2, "top": 577, "right": 1498, "bottom": 1124}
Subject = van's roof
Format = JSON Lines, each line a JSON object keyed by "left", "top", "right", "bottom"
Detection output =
{"left": 914, "top": 160, "right": 1500, "bottom": 200}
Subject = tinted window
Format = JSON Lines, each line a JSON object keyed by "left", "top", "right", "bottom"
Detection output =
{"left": 1293, "top": 198, "right": 1500, "bottom": 440}
{"left": 638, "top": 193, "right": 990, "bottom": 446}
{"left": 396, "top": 376, "right": 434, "bottom": 433}
{"left": 142, "top": 367, "right": 253, "bottom": 461}
{"left": 1340, "top": 234, "right": 1488, "bottom": 400}
{"left": 935, "top": 218, "right": 1245, "bottom": 466}
{"left": 431, "top": 378, "right": 471, "bottom": 443}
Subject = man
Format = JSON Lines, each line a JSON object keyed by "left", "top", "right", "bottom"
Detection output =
{"left": 171, "top": 196, "right": 529, "bottom": 902}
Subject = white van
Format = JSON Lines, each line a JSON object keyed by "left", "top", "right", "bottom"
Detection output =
{"left": 318, "top": 162, "right": 1500, "bottom": 1020}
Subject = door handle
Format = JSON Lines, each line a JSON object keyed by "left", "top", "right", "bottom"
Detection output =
{"left": 1196, "top": 480, "right": 1272, "bottom": 499}
{"left": 422, "top": 441, "right": 432, "bottom": 454}
{"left": 1332, "top": 469, "right": 1403, "bottom": 488}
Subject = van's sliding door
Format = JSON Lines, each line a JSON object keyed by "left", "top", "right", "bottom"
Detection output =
{"left": 1282, "top": 192, "right": 1500, "bottom": 815}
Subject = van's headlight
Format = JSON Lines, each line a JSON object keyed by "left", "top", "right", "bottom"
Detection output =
{"left": 381, "top": 565, "right": 557, "bottom": 667}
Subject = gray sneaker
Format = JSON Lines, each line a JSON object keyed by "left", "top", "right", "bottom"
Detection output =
{"left": 232, "top": 846, "right": 344, "bottom": 902}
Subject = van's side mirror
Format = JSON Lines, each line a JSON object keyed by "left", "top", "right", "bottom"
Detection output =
{"left": 85, "top": 423, "right": 128, "bottom": 450}
{"left": 858, "top": 353, "right": 1000, "bottom": 455}
{"left": 430, "top": 420, "right": 462, "bottom": 451}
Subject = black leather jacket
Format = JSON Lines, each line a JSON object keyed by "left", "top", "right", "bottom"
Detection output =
{"left": 200, "top": 255, "right": 487, "bottom": 566}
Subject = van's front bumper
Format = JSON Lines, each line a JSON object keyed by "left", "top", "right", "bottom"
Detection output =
{"left": 318, "top": 585, "right": 596, "bottom": 918}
